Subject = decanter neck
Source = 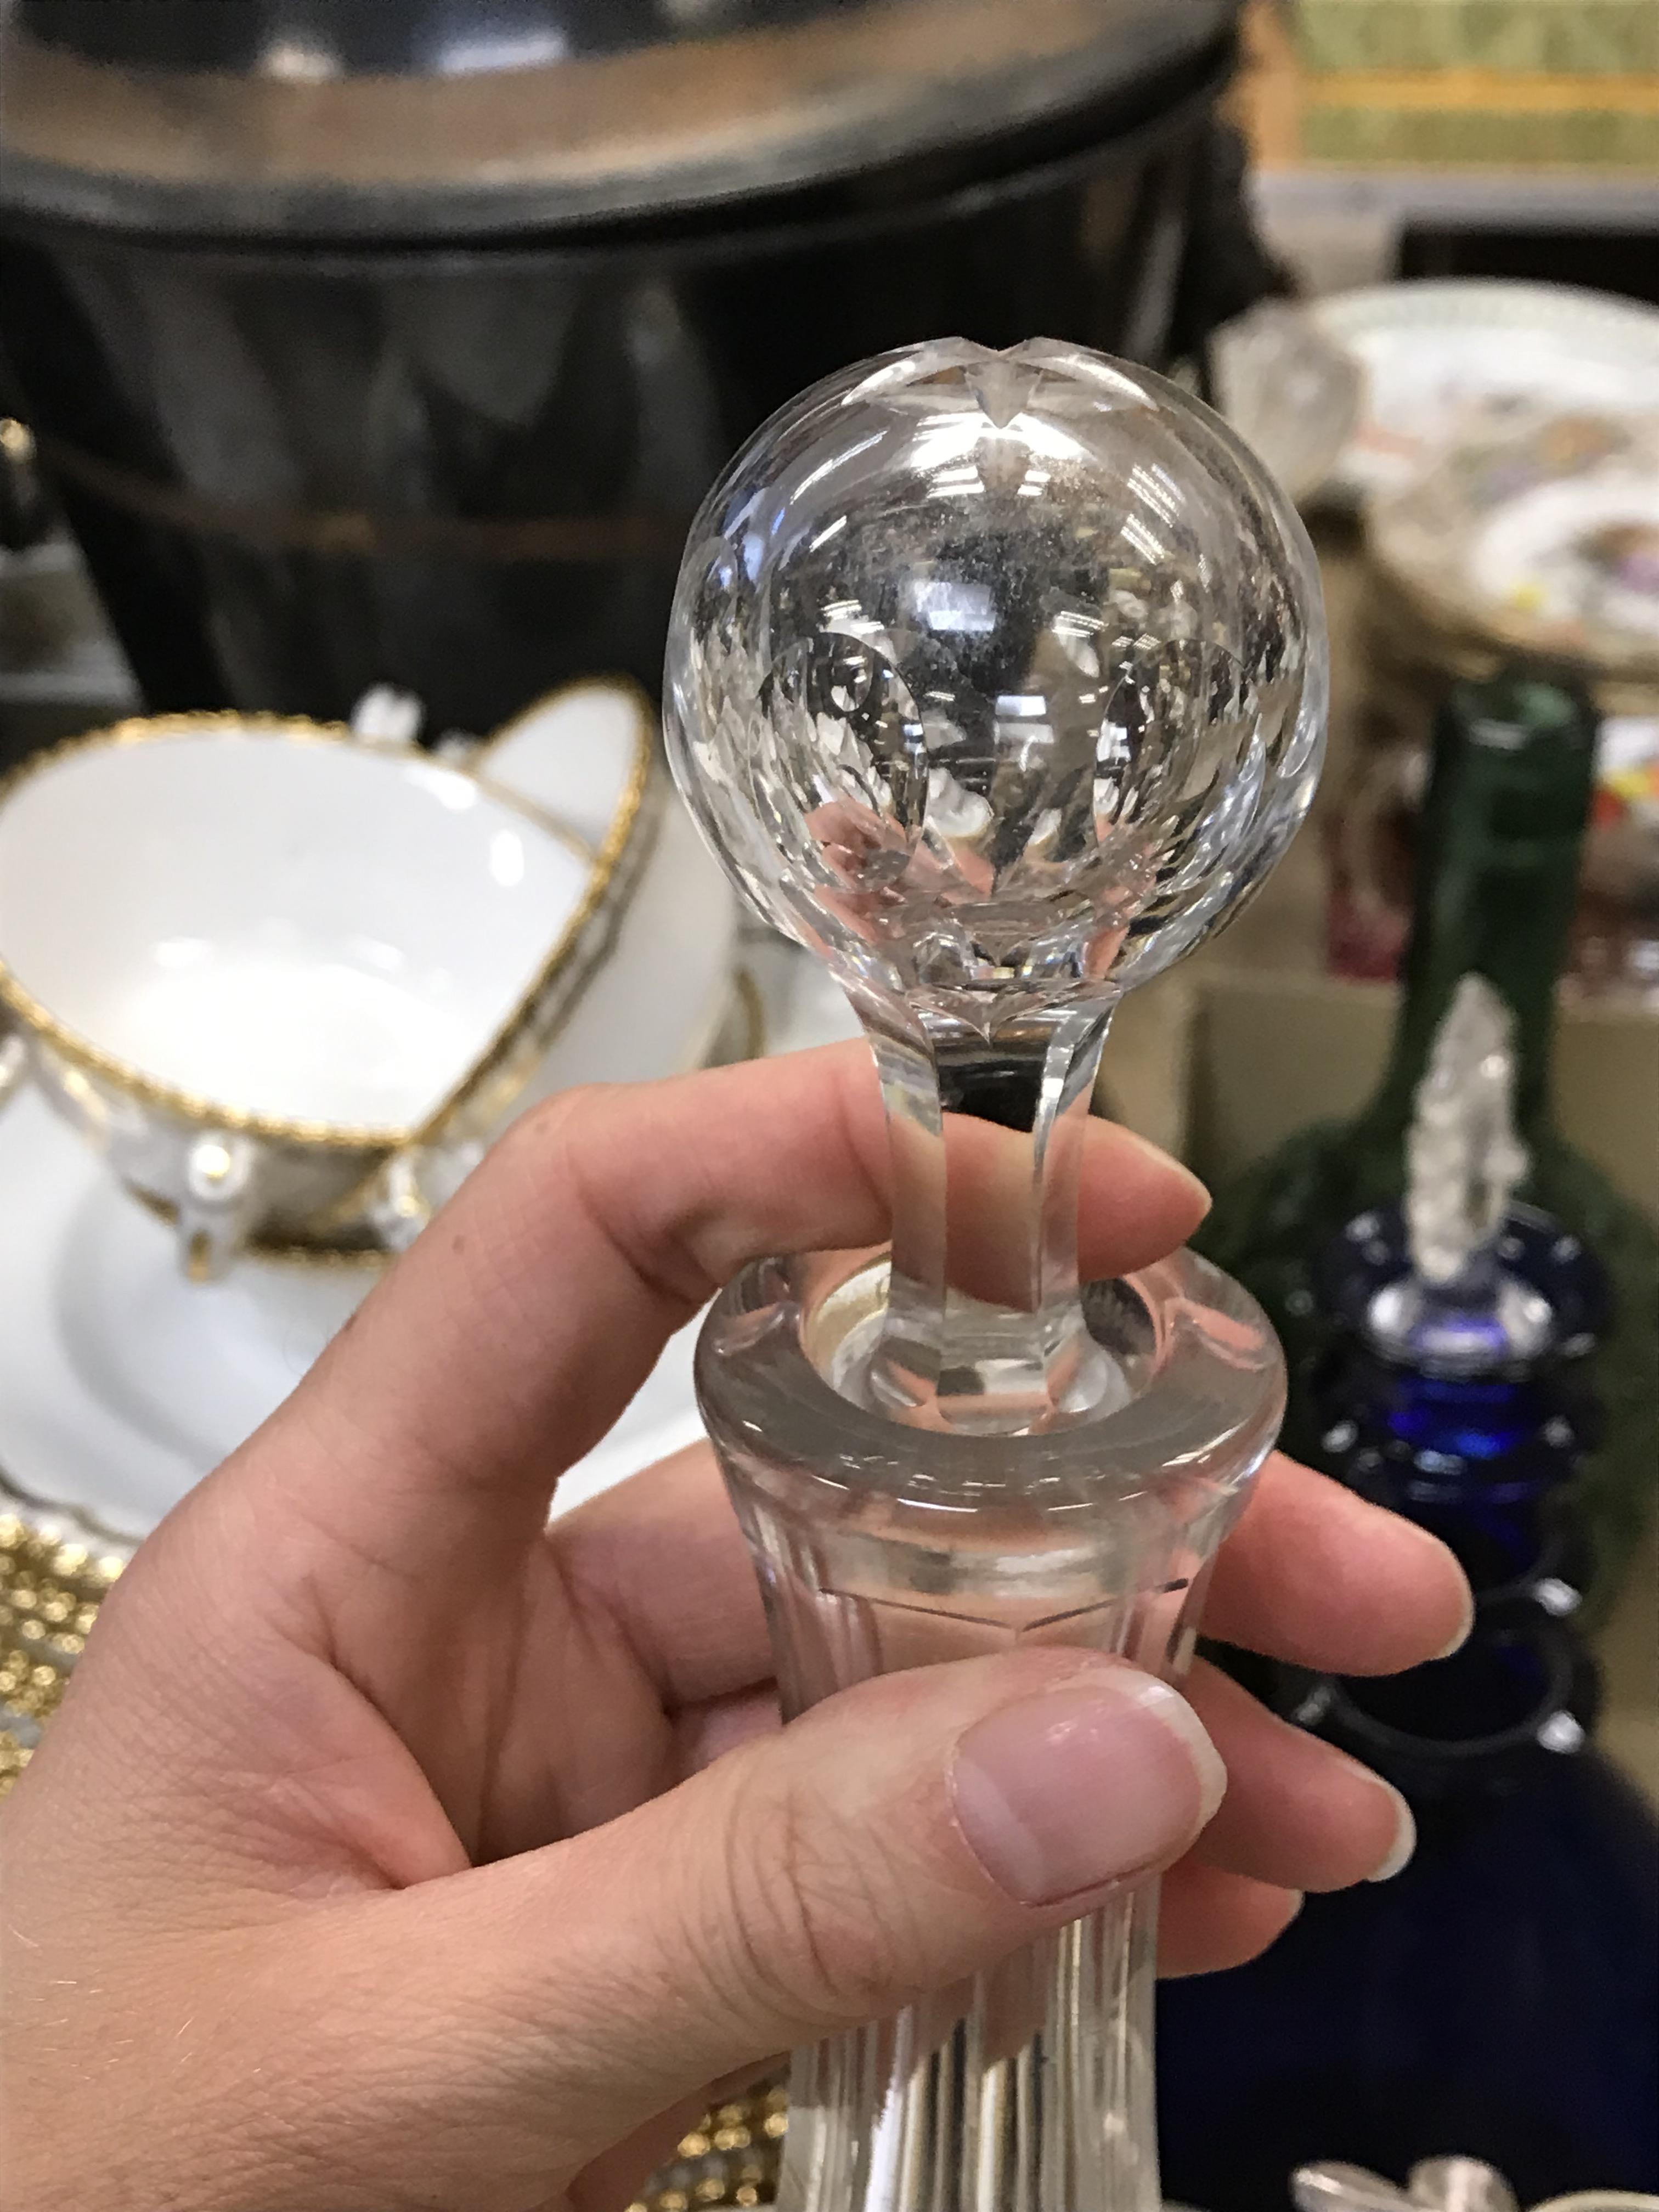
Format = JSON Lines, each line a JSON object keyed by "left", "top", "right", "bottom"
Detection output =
{"left": 854, "top": 995, "right": 1115, "bottom": 1435}
{"left": 1358, "top": 671, "right": 1596, "bottom": 1166}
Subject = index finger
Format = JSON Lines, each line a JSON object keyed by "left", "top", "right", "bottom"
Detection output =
{"left": 254, "top": 1042, "right": 1207, "bottom": 1565}
{"left": 549, "top": 1444, "right": 1471, "bottom": 1715}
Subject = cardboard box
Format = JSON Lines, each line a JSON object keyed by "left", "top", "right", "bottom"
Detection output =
{"left": 1103, "top": 960, "right": 1659, "bottom": 1223}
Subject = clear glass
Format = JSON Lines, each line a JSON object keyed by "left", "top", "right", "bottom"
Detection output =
{"left": 697, "top": 1246, "right": 1285, "bottom": 2212}
{"left": 664, "top": 337, "right": 1325, "bottom": 1432}
{"left": 665, "top": 338, "right": 1322, "bottom": 2211}
{"left": 1210, "top": 299, "right": 1363, "bottom": 509}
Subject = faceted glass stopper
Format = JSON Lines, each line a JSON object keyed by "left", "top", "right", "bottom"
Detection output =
{"left": 665, "top": 337, "right": 1327, "bottom": 1028}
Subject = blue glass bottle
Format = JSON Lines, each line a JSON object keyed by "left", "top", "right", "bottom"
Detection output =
{"left": 1311, "top": 1198, "right": 1605, "bottom": 1628}
{"left": 1159, "top": 1039, "right": 1658, "bottom": 2201}
{"left": 1156, "top": 1620, "right": 1659, "bottom": 2205}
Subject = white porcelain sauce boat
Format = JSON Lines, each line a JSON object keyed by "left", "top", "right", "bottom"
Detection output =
{"left": 0, "top": 682, "right": 732, "bottom": 1276}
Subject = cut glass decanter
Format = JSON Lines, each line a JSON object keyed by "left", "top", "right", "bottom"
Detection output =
{"left": 664, "top": 338, "right": 1328, "bottom": 2212}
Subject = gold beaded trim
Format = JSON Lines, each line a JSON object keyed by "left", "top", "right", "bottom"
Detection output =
{"left": 0, "top": 1512, "right": 126, "bottom": 1794}
{"left": 627, "top": 2086, "right": 789, "bottom": 2212}
{"left": 0, "top": 1722, "right": 35, "bottom": 1790}
{"left": 0, "top": 691, "right": 654, "bottom": 1152}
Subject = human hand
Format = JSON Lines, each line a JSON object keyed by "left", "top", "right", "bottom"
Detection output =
{"left": 0, "top": 1046, "right": 1471, "bottom": 2212}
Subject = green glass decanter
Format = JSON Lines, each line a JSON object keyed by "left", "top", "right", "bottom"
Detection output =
{"left": 1198, "top": 669, "right": 1659, "bottom": 1616}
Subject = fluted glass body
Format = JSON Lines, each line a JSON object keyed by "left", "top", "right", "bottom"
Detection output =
{"left": 696, "top": 1246, "right": 1285, "bottom": 2212}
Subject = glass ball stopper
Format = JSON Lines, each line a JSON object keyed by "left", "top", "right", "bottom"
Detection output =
{"left": 667, "top": 338, "right": 1327, "bottom": 1433}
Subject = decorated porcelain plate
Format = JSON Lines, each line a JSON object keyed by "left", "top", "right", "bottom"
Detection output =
{"left": 1311, "top": 279, "right": 1659, "bottom": 503}
{"left": 1368, "top": 406, "right": 1659, "bottom": 680}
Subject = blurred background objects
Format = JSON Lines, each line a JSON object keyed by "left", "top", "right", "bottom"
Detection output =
{"left": 0, "top": 0, "right": 1273, "bottom": 743}
{"left": 0, "top": 4, "right": 1655, "bottom": 2199}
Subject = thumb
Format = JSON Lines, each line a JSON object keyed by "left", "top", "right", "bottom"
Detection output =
{"left": 290, "top": 1650, "right": 1222, "bottom": 2209}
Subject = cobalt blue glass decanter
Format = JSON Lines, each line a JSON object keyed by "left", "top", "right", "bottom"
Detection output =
{"left": 1156, "top": 977, "right": 1659, "bottom": 2205}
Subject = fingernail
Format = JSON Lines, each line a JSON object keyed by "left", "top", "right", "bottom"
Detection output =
{"left": 1330, "top": 1745, "right": 1420, "bottom": 1882}
{"left": 950, "top": 1672, "right": 1226, "bottom": 1908}
{"left": 1366, "top": 1778, "right": 1417, "bottom": 1882}
{"left": 1433, "top": 1567, "right": 1476, "bottom": 1661}
{"left": 1117, "top": 1128, "right": 1211, "bottom": 1218}
{"left": 1375, "top": 1513, "right": 1475, "bottom": 1661}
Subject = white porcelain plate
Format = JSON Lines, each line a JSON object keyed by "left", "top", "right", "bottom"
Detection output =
{"left": 0, "top": 681, "right": 749, "bottom": 1543}
{"left": 0, "top": 941, "right": 857, "bottom": 1545}
{"left": 0, "top": 1086, "right": 707, "bottom": 1541}
{"left": 0, "top": 679, "right": 882, "bottom": 1547}
{"left": 1311, "top": 279, "right": 1659, "bottom": 503}
{"left": 0, "top": 729, "right": 592, "bottom": 1131}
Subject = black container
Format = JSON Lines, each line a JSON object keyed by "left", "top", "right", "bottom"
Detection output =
{"left": 0, "top": 0, "right": 1263, "bottom": 730}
